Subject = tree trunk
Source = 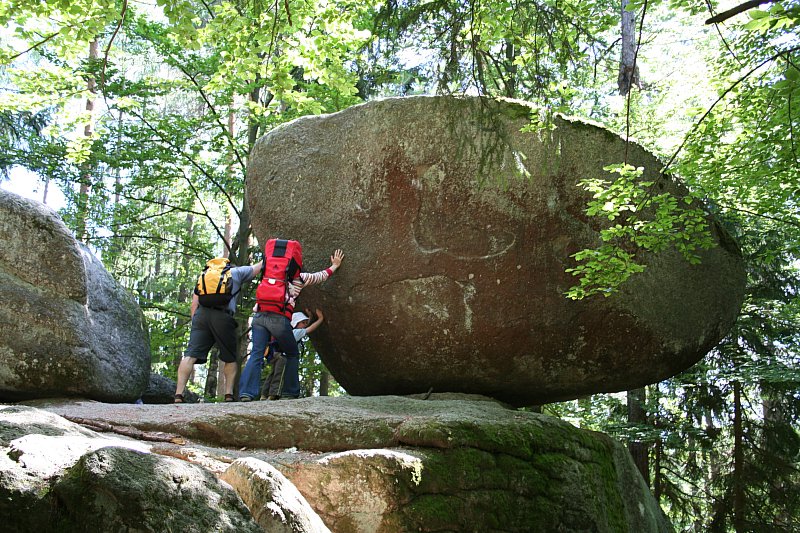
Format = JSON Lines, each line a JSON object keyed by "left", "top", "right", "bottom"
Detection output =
{"left": 174, "top": 213, "right": 195, "bottom": 371}
{"left": 215, "top": 360, "right": 225, "bottom": 398}
{"left": 76, "top": 38, "right": 99, "bottom": 242}
{"left": 627, "top": 387, "right": 650, "bottom": 486}
{"left": 223, "top": 208, "right": 233, "bottom": 258}
{"left": 733, "top": 380, "right": 745, "bottom": 532}
{"left": 177, "top": 214, "right": 195, "bottom": 303}
{"left": 205, "top": 350, "right": 219, "bottom": 398}
{"left": 618, "top": 0, "right": 641, "bottom": 96}
{"left": 503, "top": 37, "right": 518, "bottom": 97}
{"left": 653, "top": 437, "right": 662, "bottom": 501}
{"left": 319, "top": 369, "right": 330, "bottom": 396}
{"left": 762, "top": 384, "right": 793, "bottom": 528}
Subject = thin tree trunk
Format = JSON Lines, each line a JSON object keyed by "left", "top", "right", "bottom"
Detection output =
{"left": 174, "top": 213, "right": 195, "bottom": 371}
{"left": 108, "top": 110, "right": 124, "bottom": 269}
{"left": 618, "top": 0, "right": 641, "bottom": 96}
{"left": 113, "top": 110, "right": 123, "bottom": 203}
{"left": 222, "top": 108, "right": 235, "bottom": 259}
{"left": 503, "top": 37, "right": 518, "bottom": 97}
{"left": 42, "top": 177, "right": 49, "bottom": 205}
{"left": 319, "top": 369, "right": 330, "bottom": 396}
{"left": 205, "top": 350, "right": 219, "bottom": 398}
{"left": 151, "top": 194, "right": 165, "bottom": 301}
{"left": 215, "top": 360, "right": 225, "bottom": 398}
{"left": 627, "top": 387, "right": 650, "bottom": 486}
{"left": 223, "top": 210, "right": 233, "bottom": 259}
{"left": 653, "top": 437, "right": 662, "bottom": 500}
{"left": 76, "top": 38, "right": 99, "bottom": 242}
{"left": 762, "top": 385, "right": 792, "bottom": 528}
{"left": 733, "top": 380, "right": 745, "bottom": 532}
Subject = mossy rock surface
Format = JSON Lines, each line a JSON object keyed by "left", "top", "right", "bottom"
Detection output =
{"left": 38, "top": 395, "right": 674, "bottom": 532}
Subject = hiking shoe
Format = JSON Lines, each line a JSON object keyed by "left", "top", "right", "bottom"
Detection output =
{"left": 224, "top": 394, "right": 235, "bottom": 402}
{"left": 267, "top": 395, "right": 279, "bottom": 401}
{"left": 240, "top": 395, "right": 252, "bottom": 402}
{"left": 174, "top": 394, "right": 185, "bottom": 404}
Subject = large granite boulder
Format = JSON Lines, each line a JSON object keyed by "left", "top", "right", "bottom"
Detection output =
{"left": 0, "top": 189, "right": 150, "bottom": 402}
{"left": 37, "top": 395, "right": 673, "bottom": 532}
{"left": 247, "top": 96, "right": 746, "bottom": 406}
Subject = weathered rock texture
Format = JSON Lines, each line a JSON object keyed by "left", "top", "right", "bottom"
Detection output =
{"left": 0, "top": 189, "right": 150, "bottom": 402}
{"left": 37, "top": 395, "right": 674, "bottom": 532}
{"left": 222, "top": 457, "right": 332, "bottom": 533}
{"left": 247, "top": 96, "right": 746, "bottom": 405}
{"left": 0, "top": 405, "right": 261, "bottom": 533}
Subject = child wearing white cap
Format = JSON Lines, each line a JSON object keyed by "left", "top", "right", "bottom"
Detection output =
{"left": 262, "top": 309, "right": 324, "bottom": 399}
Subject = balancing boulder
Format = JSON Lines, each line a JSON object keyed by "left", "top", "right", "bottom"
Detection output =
{"left": 247, "top": 96, "right": 745, "bottom": 406}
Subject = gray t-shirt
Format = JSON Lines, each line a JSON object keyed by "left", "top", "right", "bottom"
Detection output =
{"left": 224, "top": 265, "right": 256, "bottom": 314}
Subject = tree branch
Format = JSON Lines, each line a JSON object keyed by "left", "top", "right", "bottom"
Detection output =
{"left": 717, "top": 203, "right": 800, "bottom": 228}
{"left": 705, "top": 0, "right": 779, "bottom": 25}
{"left": 5, "top": 14, "right": 108, "bottom": 62}
{"left": 100, "top": 0, "right": 128, "bottom": 89}
{"left": 704, "top": 0, "right": 743, "bottom": 66}
{"left": 63, "top": 416, "right": 186, "bottom": 444}
{"left": 174, "top": 64, "right": 248, "bottom": 177}
{"left": 93, "top": 234, "right": 212, "bottom": 257}
{"left": 7, "top": 31, "right": 61, "bottom": 61}
{"left": 128, "top": 108, "right": 241, "bottom": 220}
{"left": 129, "top": 24, "right": 248, "bottom": 192}
{"left": 178, "top": 167, "right": 232, "bottom": 256}
{"left": 663, "top": 45, "right": 800, "bottom": 174}
{"left": 140, "top": 303, "right": 190, "bottom": 318}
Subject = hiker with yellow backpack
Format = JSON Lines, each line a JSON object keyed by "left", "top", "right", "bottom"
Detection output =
{"left": 174, "top": 256, "right": 263, "bottom": 403}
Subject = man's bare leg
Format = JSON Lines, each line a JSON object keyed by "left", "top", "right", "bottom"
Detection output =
{"left": 222, "top": 361, "right": 237, "bottom": 396}
{"left": 175, "top": 356, "right": 197, "bottom": 396}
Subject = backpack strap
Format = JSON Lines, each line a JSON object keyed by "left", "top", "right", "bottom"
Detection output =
{"left": 215, "top": 263, "right": 232, "bottom": 295}
{"left": 273, "top": 239, "right": 289, "bottom": 258}
{"left": 200, "top": 264, "right": 210, "bottom": 295}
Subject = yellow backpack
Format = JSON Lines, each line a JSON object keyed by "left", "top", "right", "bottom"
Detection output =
{"left": 195, "top": 258, "right": 236, "bottom": 308}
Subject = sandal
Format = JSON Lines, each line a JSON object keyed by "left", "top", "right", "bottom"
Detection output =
{"left": 224, "top": 394, "right": 235, "bottom": 402}
{"left": 174, "top": 394, "right": 185, "bottom": 404}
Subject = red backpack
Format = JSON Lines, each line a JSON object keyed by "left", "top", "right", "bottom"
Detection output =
{"left": 255, "top": 238, "right": 303, "bottom": 317}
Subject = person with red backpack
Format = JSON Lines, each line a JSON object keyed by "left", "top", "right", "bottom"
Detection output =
{"left": 251, "top": 240, "right": 344, "bottom": 400}
{"left": 238, "top": 308, "right": 324, "bottom": 401}
{"left": 174, "top": 257, "right": 263, "bottom": 403}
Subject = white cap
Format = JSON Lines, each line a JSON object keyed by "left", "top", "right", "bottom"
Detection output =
{"left": 291, "top": 311, "right": 310, "bottom": 328}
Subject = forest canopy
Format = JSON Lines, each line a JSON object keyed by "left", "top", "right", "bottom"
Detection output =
{"left": 1, "top": 0, "right": 799, "bottom": 530}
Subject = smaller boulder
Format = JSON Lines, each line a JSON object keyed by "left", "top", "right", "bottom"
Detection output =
{"left": 222, "top": 457, "right": 332, "bottom": 533}
{"left": 0, "top": 405, "right": 261, "bottom": 532}
{"left": 52, "top": 447, "right": 261, "bottom": 533}
{"left": 141, "top": 373, "right": 200, "bottom": 404}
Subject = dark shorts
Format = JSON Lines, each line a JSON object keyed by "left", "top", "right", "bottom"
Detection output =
{"left": 184, "top": 306, "right": 238, "bottom": 364}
